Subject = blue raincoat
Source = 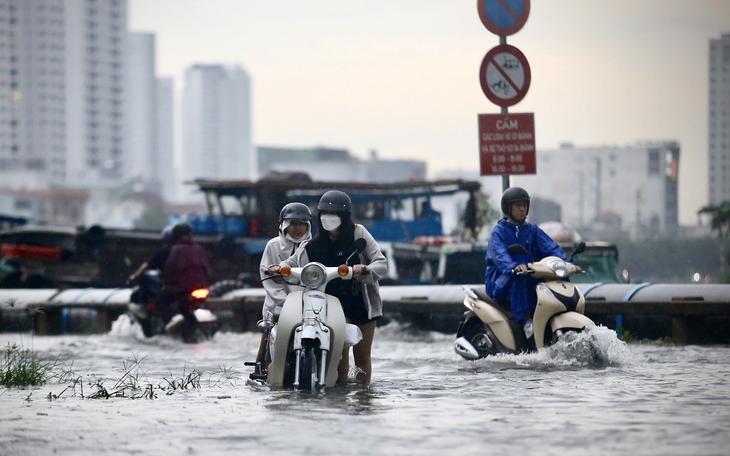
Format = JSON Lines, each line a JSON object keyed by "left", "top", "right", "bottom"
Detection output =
{"left": 485, "top": 217, "right": 569, "bottom": 322}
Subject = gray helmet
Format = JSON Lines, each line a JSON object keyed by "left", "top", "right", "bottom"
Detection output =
{"left": 279, "top": 202, "right": 312, "bottom": 223}
{"left": 161, "top": 225, "right": 174, "bottom": 241}
{"left": 500, "top": 187, "right": 530, "bottom": 216}
{"left": 318, "top": 190, "right": 351, "bottom": 213}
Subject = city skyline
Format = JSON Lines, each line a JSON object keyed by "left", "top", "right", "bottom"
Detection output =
{"left": 129, "top": 0, "right": 730, "bottom": 226}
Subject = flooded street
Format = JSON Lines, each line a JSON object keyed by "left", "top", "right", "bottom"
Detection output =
{"left": 1, "top": 319, "right": 729, "bottom": 456}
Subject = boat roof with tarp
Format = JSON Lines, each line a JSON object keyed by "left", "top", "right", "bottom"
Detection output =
{"left": 190, "top": 175, "right": 481, "bottom": 201}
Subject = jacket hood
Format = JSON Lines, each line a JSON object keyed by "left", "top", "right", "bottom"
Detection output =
{"left": 277, "top": 221, "right": 311, "bottom": 253}
{"left": 498, "top": 216, "right": 524, "bottom": 230}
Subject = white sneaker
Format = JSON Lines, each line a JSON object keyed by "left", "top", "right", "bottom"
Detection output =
{"left": 165, "top": 314, "right": 185, "bottom": 333}
{"left": 523, "top": 318, "right": 534, "bottom": 339}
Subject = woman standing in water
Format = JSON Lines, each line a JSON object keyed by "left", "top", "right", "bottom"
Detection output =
{"left": 255, "top": 202, "right": 313, "bottom": 370}
{"left": 269, "top": 190, "right": 387, "bottom": 384}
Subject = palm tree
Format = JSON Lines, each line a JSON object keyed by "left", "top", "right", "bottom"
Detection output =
{"left": 698, "top": 201, "right": 730, "bottom": 281}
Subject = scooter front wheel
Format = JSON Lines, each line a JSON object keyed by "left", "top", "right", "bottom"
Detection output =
{"left": 462, "top": 321, "right": 497, "bottom": 358}
{"left": 298, "top": 346, "right": 319, "bottom": 393}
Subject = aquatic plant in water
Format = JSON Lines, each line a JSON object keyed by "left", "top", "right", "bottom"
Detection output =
{"left": 47, "top": 355, "right": 239, "bottom": 400}
{"left": 0, "top": 342, "right": 55, "bottom": 388}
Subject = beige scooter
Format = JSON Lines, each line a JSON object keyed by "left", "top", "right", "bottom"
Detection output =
{"left": 454, "top": 241, "right": 595, "bottom": 359}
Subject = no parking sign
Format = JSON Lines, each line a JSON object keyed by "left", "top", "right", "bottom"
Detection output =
{"left": 477, "top": 0, "right": 530, "bottom": 36}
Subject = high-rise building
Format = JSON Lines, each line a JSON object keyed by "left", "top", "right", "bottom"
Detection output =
{"left": 126, "top": 31, "right": 156, "bottom": 184}
{"left": 0, "top": 0, "right": 127, "bottom": 188}
{"left": 0, "top": 0, "right": 67, "bottom": 182}
{"left": 181, "top": 64, "right": 252, "bottom": 193}
{"left": 65, "top": 0, "right": 126, "bottom": 186}
{"left": 0, "top": 0, "right": 126, "bottom": 189}
{"left": 156, "top": 76, "right": 176, "bottom": 201}
{"left": 512, "top": 142, "right": 680, "bottom": 238}
{"left": 709, "top": 33, "right": 730, "bottom": 205}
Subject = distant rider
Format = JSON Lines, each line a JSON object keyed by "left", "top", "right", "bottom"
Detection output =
{"left": 255, "top": 202, "right": 313, "bottom": 370}
{"left": 484, "top": 187, "right": 581, "bottom": 338}
{"left": 160, "top": 222, "right": 210, "bottom": 332}
{"left": 127, "top": 226, "right": 174, "bottom": 303}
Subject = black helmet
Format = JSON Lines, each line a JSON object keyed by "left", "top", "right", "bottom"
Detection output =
{"left": 172, "top": 222, "right": 193, "bottom": 238}
{"left": 279, "top": 202, "right": 312, "bottom": 223}
{"left": 318, "top": 190, "right": 351, "bottom": 213}
{"left": 500, "top": 187, "right": 530, "bottom": 216}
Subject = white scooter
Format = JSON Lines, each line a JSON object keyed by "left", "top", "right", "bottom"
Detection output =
{"left": 246, "top": 239, "right": 367, "bottom": 392}
{"left": 455, "top": 241, "right": 595, "bottom": 359}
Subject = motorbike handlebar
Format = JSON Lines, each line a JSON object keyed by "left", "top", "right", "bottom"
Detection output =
{"left": 512, "top": 269, "right": 533, "bottom": 276}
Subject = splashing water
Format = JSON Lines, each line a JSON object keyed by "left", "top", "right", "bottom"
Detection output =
{"left": 543, "top": 325, "right": 631, "bottom": 367}
{"left": 461, "top": 324, "right": 631, "bottom": 372}
{"left": 109, "top": 313, "right": 147, "bottom": 340}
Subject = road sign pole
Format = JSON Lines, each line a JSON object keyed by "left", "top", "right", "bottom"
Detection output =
{"left": 500, "top": 36, "right": 510, "bottom": 192}
{"left": 478, "top": 0, "right": 532, "bottom": 192}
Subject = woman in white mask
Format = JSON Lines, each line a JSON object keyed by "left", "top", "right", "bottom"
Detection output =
{"left": 270, "top": 190, "right": 387, "bottom": 384}
{"left": 255, "top": 202, "right": 312, "bottom": 370}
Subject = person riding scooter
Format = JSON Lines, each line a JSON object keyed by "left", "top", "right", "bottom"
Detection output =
{"left": 160, "top": 222, "right": 210, "bottom": 332}
{"left": 127, "top": 225, "right": 174, "bottom": 305}
{"left": 485, "top": 187, "right": 581, "bottom": 339}
{"left": 254, "top": 202, "right": 313, "bottom": 371}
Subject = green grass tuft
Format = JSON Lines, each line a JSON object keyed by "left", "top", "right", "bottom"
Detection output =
{"left": 0, "top": 342, "right": 55, "bottom": 388}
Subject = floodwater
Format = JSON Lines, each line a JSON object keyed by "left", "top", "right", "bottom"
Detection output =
{"left": 1, "top": 318, "right": 729, "bottom": 456}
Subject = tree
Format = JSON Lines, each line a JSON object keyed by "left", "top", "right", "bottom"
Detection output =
{"left": 698, "top": 201, "right": 730, "bottom": 281}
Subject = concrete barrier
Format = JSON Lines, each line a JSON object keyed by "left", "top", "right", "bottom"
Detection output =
{"left": 2, "top": 283, "right": 730, "bottom": 343}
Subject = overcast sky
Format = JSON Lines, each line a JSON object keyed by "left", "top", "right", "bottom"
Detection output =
{"left": 129, "top": 0, "right": 730, "bottom": 226}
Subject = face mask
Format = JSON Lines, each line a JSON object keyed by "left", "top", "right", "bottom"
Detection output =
{"left": 320, "top": 214, "right": 342, "bottom": 232}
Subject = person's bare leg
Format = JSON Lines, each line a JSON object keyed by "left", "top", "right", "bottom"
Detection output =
{"left": 353, "top": 320, "right": 377, "bottom": 382}
{"left": 255, "top": 333, "right": 267, "bottom": 374}
{"left": 337, "top": 347, "right": 350, "bottom": 384}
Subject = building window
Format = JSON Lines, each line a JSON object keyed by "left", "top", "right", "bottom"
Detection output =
{"left": 14, "top": 199, "right": 31, "bottom": 210}
{"left": 648, "top": 150, "right": 661, "bottom": 175}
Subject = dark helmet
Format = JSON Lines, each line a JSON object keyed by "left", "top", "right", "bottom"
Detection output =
{"left": 279, "top": 202, "right": 312, "bottom": 223}
{"left": 500, "top": 187, "right": 530, "bottom": 216}
{"left": 172, "top": 222, "right": 193, "bottom": 238}
{"left": 318, "top": 190, "right": 351, "bottom": 213}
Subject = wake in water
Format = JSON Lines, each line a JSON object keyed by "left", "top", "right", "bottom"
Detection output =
{"left": 543, "top": 325, "right": 631, "bottom": 367}
{"left": 109, "top": 314, "right": 150, "bottom": 341}
{"left": 469, "top": 325, "right": 631, "bottom": 370}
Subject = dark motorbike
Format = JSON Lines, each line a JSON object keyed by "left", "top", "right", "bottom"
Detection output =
{"left": 128, "top": 271, "right": 219, "bottom": 343}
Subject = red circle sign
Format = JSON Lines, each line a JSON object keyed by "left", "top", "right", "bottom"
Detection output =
{"left": 479, "top": 44, "right": 531, "bottom": 108}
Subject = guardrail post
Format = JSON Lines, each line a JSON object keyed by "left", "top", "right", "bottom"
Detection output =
{"left": 671, "top": 316, "right": 688, "bottom": 344}
{"left": 96, "top": 309, "right": 111, "bottom": 333}
{"left": 34, "top": 310, "right": 52, "bottom": 335}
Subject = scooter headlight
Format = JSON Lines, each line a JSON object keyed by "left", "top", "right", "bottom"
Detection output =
{"left": 301, "top": 263, "right": 327, "bottom": 288}
{"left": 547, "top": 259, "right": 569, "bottom": 278}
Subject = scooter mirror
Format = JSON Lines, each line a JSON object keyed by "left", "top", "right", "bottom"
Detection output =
{"left": 346, "top": 238, "right": 368, "bottom": 265}
{"left": 257, "top": 319, "right": 275, "bottom": 334}
{"left": 354, "top": 238, "right": 367, "bottom": 252}
{"left": 571, "top": 241, "right": 587, "bottom": 262}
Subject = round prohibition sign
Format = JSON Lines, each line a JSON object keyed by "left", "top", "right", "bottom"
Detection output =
{"left": 479, "top": 44, "right": 531, "bottom": 108}
{"left": 477, "top": 0, "right": 530, "bottom": 37}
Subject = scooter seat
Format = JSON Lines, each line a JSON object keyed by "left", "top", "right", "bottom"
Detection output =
{"left": 465, "top": 285, "right": 515, "bottom": 320}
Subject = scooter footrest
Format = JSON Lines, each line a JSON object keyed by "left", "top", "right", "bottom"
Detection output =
{"left": 248, "top": 373, "right": 267, "bottom": 381}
